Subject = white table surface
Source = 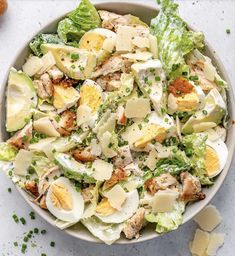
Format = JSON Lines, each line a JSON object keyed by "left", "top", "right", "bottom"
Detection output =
{"left": 0, "top": 0, "right": 235, "bottom": 255}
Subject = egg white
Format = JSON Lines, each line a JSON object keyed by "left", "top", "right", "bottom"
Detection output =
{"left": 46, "top": 177, "right": 84, "bottom": 222}
{"left": 96, "top": 189, "right": 139, "bottom": 224}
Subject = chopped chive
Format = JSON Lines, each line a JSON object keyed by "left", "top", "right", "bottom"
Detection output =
{"left": 41, "top": 254, "right": 47, "bottom": 256}
{"left": 147, "top": 80, "right": 153, "bottom": 86}
{"left": 226, "top": 28, "right": 231, "bottom": 34}
{"left": 138, "top": 123, "right": 142, "bottom": 130}
{"left": 155, "top": 76, "right": 161, "bottom": 82}
{"left": 22, "top": 135, "right": 28, "bottom": 142}
{"left": 12, "top": 214, "right": 19, "bottom": 223}
{"left": 20, "top": 217, "right": 26, "bottom": 225}
{"left": 202, "top": 110, "right": 208, "bottom": 115}
{"left": 125, "top": 88, "right": 130, "bottom": 93}
{"left": 7, "top": 187, "right": 12, "bottom": 193}
{"left": 21, "top": 243, "right": 27, "bottom": 253}
{"left": 41, "top": 229, "right": 47, "bottom": 235}
{"left": 23, "top": 236, "right": 29, "bottom": 243}
{"left": 34, "top": 228, "right": 39, "bottom": 234}
{"left": 13, "top": 241, "right": 18, "bottom": 247}
{"left": 50, "top": 241, "right": 55, "bottom": 247}
{"left": 71, "top": 64, "right": 76, "bottom": 69}
{"left": 70, "top": 53, "right": 80, "bottom": 60}
{"left": 29, "top": 211, "right": 35, "bottom": 220}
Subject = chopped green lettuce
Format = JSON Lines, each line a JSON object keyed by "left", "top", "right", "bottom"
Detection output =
{"left": 0, "top": 143, "right": 18, "bottom": 161}
{"left": 145, "top": 201, "right": 185, "bottom": 233}
{"left": 54, "top": 153, "right": 95, "bottom": 183}
{"left": 57, "top": 0, "right": 101, "bottom": 43}
{"left": 181, "top": 134, "right": 213, "bottom": 185}
{"left": 31, "top": 153, "right": 56, "bottom": 177}
{"left": 154, "top": 147, "right": 191, "bottom": 176}
{"left": 81, "top": 216, "right": 123, "bottom": 245}
{"left": 82, "top": 182, "right": 102, "bottom": 219}
{"left": 29, "top": 34, "right": 64, "bottom": 56}
{"left": 150, "top": 0, "right": 204, "bottom": 79}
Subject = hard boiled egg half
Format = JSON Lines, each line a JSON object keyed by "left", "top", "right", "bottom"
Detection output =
{"left": 96, "top": 189, "right": 139, "bottom": 224}
{"left": 46, "top": 177, "right": 84, "bottom": 222}
{"left": 77, "top": 79, "right": 103, "bottom": 129}
{"left": 79, "top": 28, "right": 116, "bottom": 64}
{"left": 204, "top": 133, "right": 228, "bottom": 178}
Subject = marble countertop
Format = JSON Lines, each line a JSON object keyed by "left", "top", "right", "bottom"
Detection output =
{"left": 0, "top": 0, "right": 234, "bottom": 255}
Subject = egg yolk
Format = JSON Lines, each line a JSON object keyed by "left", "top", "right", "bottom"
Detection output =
{"left": 50, "top": 183, "right": 73, "bottom": 211}
{"left": 79, "top": 85, "right": 102, "bottom": 113}
{"left": 134, "top": 124, "right": 167, "bottom": 148}
{"left": 96, "top": 198, "right": 116, "bottom": 216}
{"left": 205, "top": 146, "right": 220, "bottom": 177}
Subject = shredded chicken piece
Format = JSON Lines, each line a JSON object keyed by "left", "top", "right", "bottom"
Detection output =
{"left": 190, "top": 61, "right": 218, "bottom": 92}
{"left": 96, "top": 72, "right": 122, "bottom": 91}
{"left": 92, "top": 55, "right": 133, "bottom": 78}
{"left": 103, "top": 168, "right": 127, "bottom": 190}
{"left": 72, "top": 147, "right": 96, "bottom": 163}
{"left": 114, "top": 145, "right": 133, "bottom": 168}
{"left": 180, "top": 172, "right": 205, "bottom": 202}
{"left": 81, "top": 185, "right": 95, "bottom": 203}
{"left": 98, "top": 10, "right": 129, "bottom": 32}
{"left": 48, "top": 66, "right": 64, "bottom": 84}
{"left": 7, "top": 122, "right": 32, "bottom": 149}
{"left": 24, "top": 180, "right": 39, "bottom": 197}
{"left": 144, "top": 173, "right": 177, "bottom": 195}
{"left": 34, "top": 73, "right": 54, "bottom": 99}
{"left": 123, "top": 208, "right": 145, "bottom": 239}
{"left": 55, "top": 110, "right": 76, "bottom": 136}
{"left": 39, "top": 195, "right": 47, "bottom": 209}
{"left": 60, "top": 77, "right": 78, "bottom": 88}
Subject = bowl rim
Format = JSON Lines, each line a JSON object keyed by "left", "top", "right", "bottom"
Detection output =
{"left": 1, "top": 0, "right": 235, "bottom": 245}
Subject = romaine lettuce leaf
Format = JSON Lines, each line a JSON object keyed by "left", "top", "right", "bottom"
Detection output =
{"left": 81, "top": 216, "right": 123, "bottom": 245}
{"left": 181, "top": 133, "right": 213, "bottom": 185}
{"left": 29, "top": 34, "right": 64, "bottom": 56}
{"left": 31, "top": 153, "right": 56, "bottom": 177}
{"left": 0, "top": 143, "right": 18, "bottom": 161}
{"left": 57, "top": 0, "right": 101, "bottom": 43}
{"left": 154, "top": 147, "right": 191, "bottom": 176}
{"left": 150, "top": 0, "right": 204, "bottom": 79}
{"left": 145, "top": 201, "right": 185, "bottom": 233}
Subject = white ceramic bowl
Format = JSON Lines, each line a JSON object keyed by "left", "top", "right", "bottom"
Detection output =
{"left": 1, "top": 1, "right": 235, "bottom": 244}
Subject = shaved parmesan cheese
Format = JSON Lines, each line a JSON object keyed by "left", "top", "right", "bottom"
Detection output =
{"left": 103, "top": 38, "right": 116, "bottom": 52}
{"left": 99, "top": 131, "right": 117, "bottom": 158}
{"left": 203, "top": 58, "right": 216, "bottom": 82}
{"left": 77, "top": 104, "right": 92, "bottom": 126}
{"left": 116, "top": 26, "right": 138, "bottom": 52}
{"left": 148, "top": 34, "right": 158, "bottom": 59}
{"left": 125, "top": 98, "right": 151, "bottom": 118}
{"left": 194, "top": 205, "right": 222, "bottom": 232}
{"left": 92, "top": 159, "right": 113, "bottom": 181}
{"left": 38, "top": 51, "right": 56, "bottom": 75}
{"left": 33, "top": 117, "right": 60, "bottom": 137}
{"left": 14, "top": 150, "right": 32, "bottom": 176}
{"left": 150, "top": 189, "right": 178, "bottom": 213}
{"left": 155, "top": 143, "right": 171, "bottom": 158}
{"left": 132, "top": 36, "right": 150, "bottom": 48}
{"left": 121, "top": 52, "right": 153, "bottom": 61}
{"left": 105, "top": 185, "right": 127, "bottom": 210}
{"left": 93, "top": 109, "right": 111, "bottom": 133}
{"left": 206, "top": 233, "right": 225, "bottom": 256}
{"left": 55, "top": 219, "right": 77, "bottom": 230}
{"left": 203, "top": 129, "right": 220, "bottom": 141}
{"left": 22, "top": 56, "right": 43, "bottom": 77}
{"left": 191, "top": 229, "right": 210, "bottom": 256}
{"left": 97, "top": 113, "right": 116, "bottom": 139}
{"left": 145, "top": 148, "right": 158, "bottom": 171}
{"left": 90, "top": 139, "right": 102, "bottom": 156}
{"left": 121, "top": 123, "right": 143, "bottom": 146}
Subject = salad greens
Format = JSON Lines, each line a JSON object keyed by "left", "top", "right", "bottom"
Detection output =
{"left": 0, "top": 143, "right": 17, "bottom": 161}
{"left": 57, "top": 0, "right": 101, "bottom": 43}
{"left": 29, "top": 34, "right": 64, "bottom": 56}
{"left": 150, "top": 0, "right": 204, "bottom": 79}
